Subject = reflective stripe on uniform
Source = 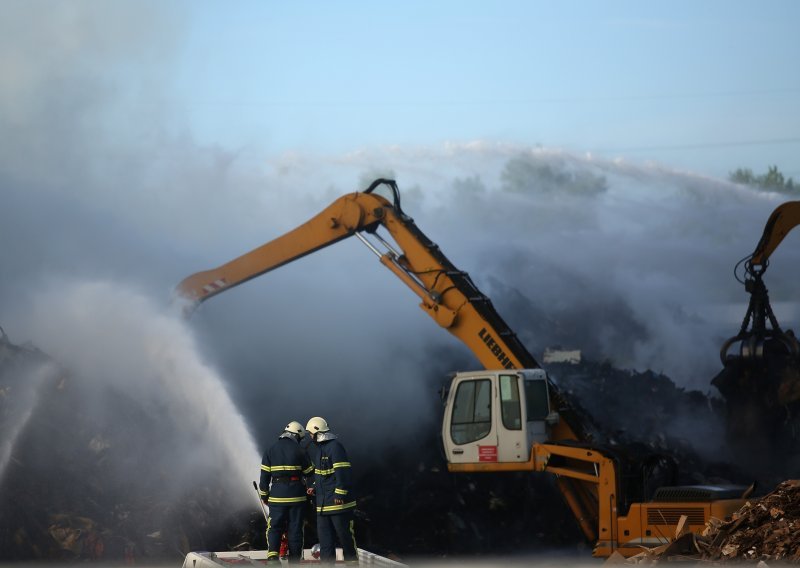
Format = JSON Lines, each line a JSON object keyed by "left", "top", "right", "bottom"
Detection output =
{"left": 349, "top": 519, "right": 357, "bottom": 558}
{"left": 303, "top": 464, "right": 314, "bottom": 474}
{"left": 266, "top": 551, "right": 279, "bottom": 558}
{"left": 333, "top": 462, "right": 351, "bottom": 469}
{"left": 269, "top": 465, "right": 303, "bottom": 471}
{"left": 268, "top": 495, "right": 307, "bottom": 504}
{"left": 334, "top": 488, "right": 348, "bottom": 495}
{"left": 315, "top": 467, "right": 335, "bottom": 475}
{"left": 316, "top": 501, "right": 356, "bottom": 513}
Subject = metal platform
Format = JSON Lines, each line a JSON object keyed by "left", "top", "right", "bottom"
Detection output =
{"left": 183, "top": 548, "right": 407, "bottom": 567}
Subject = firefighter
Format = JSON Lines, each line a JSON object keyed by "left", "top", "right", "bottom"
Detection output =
{"left": 305, "top": 416, "right": 358, "bottom": 565}
{"left": 258, "top": 420, "right": 314, "bottom": 564}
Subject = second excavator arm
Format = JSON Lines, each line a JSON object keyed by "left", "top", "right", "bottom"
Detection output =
{"left": 748, "top": 200, "right": 800, "bottom": 272}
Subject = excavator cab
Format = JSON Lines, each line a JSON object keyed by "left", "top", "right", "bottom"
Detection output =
{"left": 442, "top": 369, "right": 559, "bottom": 467}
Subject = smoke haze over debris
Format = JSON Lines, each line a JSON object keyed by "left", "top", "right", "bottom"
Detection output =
{"left": 2, "top": 3, "right": 800, "bottom": 558}
{"left": 19, "top": 280, "right": 260, "bottom": 503}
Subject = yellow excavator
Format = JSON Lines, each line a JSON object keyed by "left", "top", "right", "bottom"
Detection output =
{"left": 177, "top": 179, "right": 747, "bottom": 557}
{"left": 714, "top": 201, "right": 800, "bottom": 454}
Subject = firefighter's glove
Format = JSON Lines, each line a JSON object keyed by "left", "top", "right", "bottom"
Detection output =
{"left": 334, "top": 498, "right": 344, "bottom": 505}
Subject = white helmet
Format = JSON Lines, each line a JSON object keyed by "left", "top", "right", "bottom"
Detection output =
{"left": 305, "top": 416, "right": 330, "bottom": 434}
{"left": 284, "top": 421, "right": 306, "bottom": 437}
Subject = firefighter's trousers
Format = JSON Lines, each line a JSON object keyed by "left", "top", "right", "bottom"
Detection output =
{"left": 266, "top": 504, "right": 304, "bottom": 563}
{"left": 317, "top": 511, "right": 357, "bottom": 564}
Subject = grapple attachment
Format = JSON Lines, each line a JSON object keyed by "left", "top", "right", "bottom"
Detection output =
{"left": 713, "top": 271, "right": 800, "bottom": 459}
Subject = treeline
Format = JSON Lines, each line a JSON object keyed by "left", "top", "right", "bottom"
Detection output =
{"left": 730, "top": 165, "right": 796, "bottom": 193}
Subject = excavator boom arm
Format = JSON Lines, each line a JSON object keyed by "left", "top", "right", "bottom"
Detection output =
{"left": 177, "top": 182, "right": 538, "bottom": 372}
{"left": 177, "top": 180, "right": 584, "bottom": 441}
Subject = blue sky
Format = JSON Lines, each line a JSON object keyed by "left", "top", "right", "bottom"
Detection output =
{"left": 170, "top": 1, "right": 800, "bottom": 178}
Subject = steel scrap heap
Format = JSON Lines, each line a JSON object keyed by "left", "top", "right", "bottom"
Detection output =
{"left": 622, "top": 480, "right": 800, "bottom": 564}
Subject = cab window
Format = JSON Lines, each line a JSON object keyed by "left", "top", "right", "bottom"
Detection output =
{"left": 524, "top": 379, "right": 550, "bottom": 420}
{"left": 450, "top": 379, "right": 492, "bottom": 444}
{"left": 499, "top": 374, "right": 521, "bottom": 430}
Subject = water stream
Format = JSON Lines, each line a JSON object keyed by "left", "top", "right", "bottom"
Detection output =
{"left": 20, "top": 279, "right": 261, "bottom": 507}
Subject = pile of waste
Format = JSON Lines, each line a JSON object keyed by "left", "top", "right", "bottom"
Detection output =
{"left": 546, "top": 360, "right": 755, "bottom": 483}
{"left": 702, "top": 480, "right": 800, "bottom": 562}
{"left": 0, "top": 323, "right": 791, "bottom": 563}
{"left": 353, "top": 440, "right": 585, "bottom": 558}
{"left": 624, "top": 480, "right": 800, "bottom": 564}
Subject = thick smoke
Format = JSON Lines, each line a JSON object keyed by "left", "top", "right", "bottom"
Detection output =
{"left": 17, "top": 280, "right": 260, "bottom": 506}
{"left": 3, "top": 1, "right": 800, "bottom": 521}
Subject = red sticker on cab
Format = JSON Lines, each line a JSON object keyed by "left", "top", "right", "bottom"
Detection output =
{"left": 478, "top": 445, "right": 498, "bottom": 462}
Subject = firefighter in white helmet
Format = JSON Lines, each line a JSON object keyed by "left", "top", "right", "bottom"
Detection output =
{"left": 305, "top": 416, "right": 358, "bottom": 564}
{"left": 258, "top": 421, "right": 314, "bottom": 564}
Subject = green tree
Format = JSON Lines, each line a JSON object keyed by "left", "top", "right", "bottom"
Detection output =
{"left": 759, "top": 165, "right": 785, "bottom": 190}
{"left": 501, "top": 154, "right": 608, "bottom": 196}
{"left": 729, "top": 165, "right": 796, "bottom": 193}
{"left": 730, "top": 167, "right": 755, "bottom": 185}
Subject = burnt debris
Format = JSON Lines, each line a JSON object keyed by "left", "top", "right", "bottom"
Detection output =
{"left": 0, "top": 328, "right": 794, "bottom": 562}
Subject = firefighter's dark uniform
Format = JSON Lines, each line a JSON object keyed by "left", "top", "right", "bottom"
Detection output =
{"left": 309, "top": 436, "right": 357, "bottom": 564}
{"left": 259, "top": 434, "right": 314, "bottom": 563}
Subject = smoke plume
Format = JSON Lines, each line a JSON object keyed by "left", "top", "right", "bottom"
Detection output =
{"left": 2, "top": 0, "right": 800, "bottom": 518}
